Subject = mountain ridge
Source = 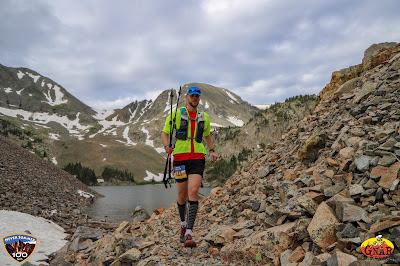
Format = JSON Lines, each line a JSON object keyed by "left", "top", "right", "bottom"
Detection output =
{"left": 0, "top": 65, "right": 257, "bottom": 180}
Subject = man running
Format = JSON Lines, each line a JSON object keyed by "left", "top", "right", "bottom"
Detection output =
{"left": 161, "top": 86, "right": 218, "bottom": 247}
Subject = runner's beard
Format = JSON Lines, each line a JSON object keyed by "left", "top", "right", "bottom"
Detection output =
{"left": 188, "top": 100, "right": 199, "bottom": 108}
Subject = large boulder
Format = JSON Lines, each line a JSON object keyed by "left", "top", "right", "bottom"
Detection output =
{"left": 299, "top": 133, "right": 327, "bottom": 165}
{"left": 362, "top": 42, "right": 398, "bottom": 68}
{"left": 131, "top": 206, "right": 150, "bottom": 224}
{"left": 307, "top": 202, "right": 339, "bottom": 250}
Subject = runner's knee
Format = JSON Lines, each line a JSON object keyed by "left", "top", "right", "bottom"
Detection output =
{"left": 189, "top": 186, "right": 199, "bottom": 197}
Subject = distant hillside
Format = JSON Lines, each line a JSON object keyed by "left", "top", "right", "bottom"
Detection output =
{"left": 205, "top": 94, "right": 319, "bottom": 185}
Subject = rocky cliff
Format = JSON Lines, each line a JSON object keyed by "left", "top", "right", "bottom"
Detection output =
{"left": 50, "top": 42, "right": 400, "bottom": 265}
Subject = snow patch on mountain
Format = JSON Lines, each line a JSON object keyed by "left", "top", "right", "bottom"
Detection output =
{"left": 3, "top": 87, "right": 12, "bottom": 93}
{"left": 129, "top": 105, "right": 139, "bottom": 121}
{"left": 0, "top": 107, "right": 90, "bottom": 139}
{"left": 92, "top": 109, "right": 115, "bottom": 120}
{"left": 43, "top": 84, "right": 68, "bottom": 106}
{"left": 122, "top": 126, "right": 137, "bottom": 146}
{"left": 225, "top": 90, "right": 238, "bottom": 104}
{"left": 49, "top": 133, "right": 60, "bottom": 140}
{"left": 227, "top": 116, "right": 244, "bottom": 126}
{"left": 143, "top": 170, "right": 164, "bottom": 182}
{"left": 211, "top": 122, "right": 224, "bottom": 127}
{"left": 90, "top": 110, "right": 125, "bottom": 138}
{"left": 27, "top": 73, "right": 40, "bottom": 83}
{"left": 17, "top": 71, "right": 25, "bottom": 79}
{"left": 141, "top": 126, "right": 153, "bottom": 147}
{"left": 253, "top": 104, "right": 271, "bottom": 110}
{"left": 137, "top": 100, "right": 153, "bottom": 120}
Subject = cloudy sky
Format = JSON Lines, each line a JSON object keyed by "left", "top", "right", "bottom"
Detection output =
{"left": 1, "top": 0, "right": 399, "bottom": 109}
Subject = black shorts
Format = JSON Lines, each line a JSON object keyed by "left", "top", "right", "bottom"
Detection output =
{"left": 173, "top": 159, "right": 205, "bottom": 183}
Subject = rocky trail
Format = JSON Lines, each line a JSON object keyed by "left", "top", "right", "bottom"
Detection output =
{"left": 4, "top": 42, "right": 400, "bottom": 265}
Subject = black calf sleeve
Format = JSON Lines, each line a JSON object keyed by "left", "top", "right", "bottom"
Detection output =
{"left": 177, "top": 202, "right": 187, "bottom": 222}
{"left": 187, "top": 200, "right": 198, "bottom": 230}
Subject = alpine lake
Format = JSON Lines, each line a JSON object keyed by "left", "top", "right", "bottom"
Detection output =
{"left": 82, "top": 184, "right": 214, "bottom": 223}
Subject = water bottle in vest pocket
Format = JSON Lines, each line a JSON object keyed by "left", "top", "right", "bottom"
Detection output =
{"left": 176, "top": 108, "right": 188, "bottom": 140}
{"left": 195, "top": 112, "right": 205, "bottom": 143}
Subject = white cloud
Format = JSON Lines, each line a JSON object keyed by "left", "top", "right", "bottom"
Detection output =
{"left": 1, "top": 0, "right": 399, "bottom": 108}
{"left": 87, "top": 96, "right": 137, "bottom": 110}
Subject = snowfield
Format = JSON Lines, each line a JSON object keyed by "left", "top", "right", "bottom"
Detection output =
{"left": 0, "top": 210, "right": 67, "bottom": 265}
{"left": 0, "top": 107, "right": 91, "bottom": 139}
{"left": 227, "top": 116, "right": 244, "bottom": 126}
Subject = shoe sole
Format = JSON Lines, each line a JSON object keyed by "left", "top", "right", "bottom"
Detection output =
{"left": 180, "top": 236, "right": 185, "bottom": 243}
{"left": 184, "top": 240, "right": 197, "bottom": 247}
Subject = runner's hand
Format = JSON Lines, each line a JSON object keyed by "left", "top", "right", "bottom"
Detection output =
{"left": 210, "top": 151, "right": 218, "bottom": 163}
{"left": 165, "top": 145, "right": 174, "bottom": 155}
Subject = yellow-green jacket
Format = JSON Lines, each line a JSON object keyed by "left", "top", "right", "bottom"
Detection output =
{"left": 162, "top": 107, "right": 210, "bottom": 155}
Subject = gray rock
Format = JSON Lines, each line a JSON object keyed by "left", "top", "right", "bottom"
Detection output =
{"left": 349, "top": 184, "right": 365, "bottom": 196}
{"left": 348, "top": 260, "right": 381, "bottom": 266}
{"left": 279, "top": 249, "right": 292, "bottom": 266}
{"left": 132, "top": 207, "right": 150, "bottom": 224}
{"left": 252, "top": 201, "right": 260, "bottom": 212}
{"left": 324, "top": 183, "right": 346, "bottom": 198}
{"left": 335, "top": 198, "right": 356, "bottom": 221}
{"left": 363, "top": 179, "right": 378, "bottom": 189}
{"left": 120, "top": 236, "right": 141, "bottom": 253}
{"left": 370, "top": 156, "right": 380, "bottom": 166}
{"left": 378, "top": 137, "right": 397, "bottom": 151}
{"left": 233, "top": 229, "right": 254, "bottom": 239}
{"left": 354, "top": 156, "right": 373, "bottom": 172}
{"left": 378, "top": 154, "right": 397, "bottom": 166}
{"left": 119, "top": 248, "right": 141, "bottom": 263}
{"left": 376, "top": 187, "right": 384, "bottom": 200}
{"left": 342, "top": 204, "right": 369, "bottom": 223}
{"left": 257, "top": 166, "right": 269, "bottom": 178}
{"left": 327, "top": 251, "right": 357, "bottom": 266}
{"left": 71, "top": 226, "right": 103, "bottom": 242}
{"left": 337, "top": 223, "right": 359, "bottom": 238}
{"left": 301, "top": 252, "right": 321, "bottom": 266}
{"left": 258, "top": 201, "right": 268, "bottom": 213}
{"left": 390, "top": 179, "right": 400, "bottom": 191}
{"left": 361, "top": 188, "right": 376, "bottom": 197}
{"left": 375, "top": 129, "right": 395, "bottom": 142}
{"left": 383, "top": 254, "right": 400, "bottom": 265}
{"left": 353, "top": 82, "right": 377, "bottom": 104}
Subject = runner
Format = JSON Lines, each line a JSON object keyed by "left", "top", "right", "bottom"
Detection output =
{"left": 161, "top": 86, "right": 218, "bottom": 247}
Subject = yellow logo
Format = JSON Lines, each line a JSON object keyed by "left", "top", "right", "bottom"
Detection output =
{"left": 361, "top": 235, "right": 394, "bottom": 258}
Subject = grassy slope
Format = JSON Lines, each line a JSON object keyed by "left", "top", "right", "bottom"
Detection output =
{"left": 54, "top": 136, "right": 165, "bottom": 182}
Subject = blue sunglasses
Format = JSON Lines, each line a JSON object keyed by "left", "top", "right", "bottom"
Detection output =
{"left": 187, "top": 86, "right": 201, "bottom": 95}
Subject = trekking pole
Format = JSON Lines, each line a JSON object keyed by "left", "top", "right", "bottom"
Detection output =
{"left": 163, "top": 89, "right": 174, "bottom": 188}
{"left": 163, "top": 86, "right": 182, "bottom": 188}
